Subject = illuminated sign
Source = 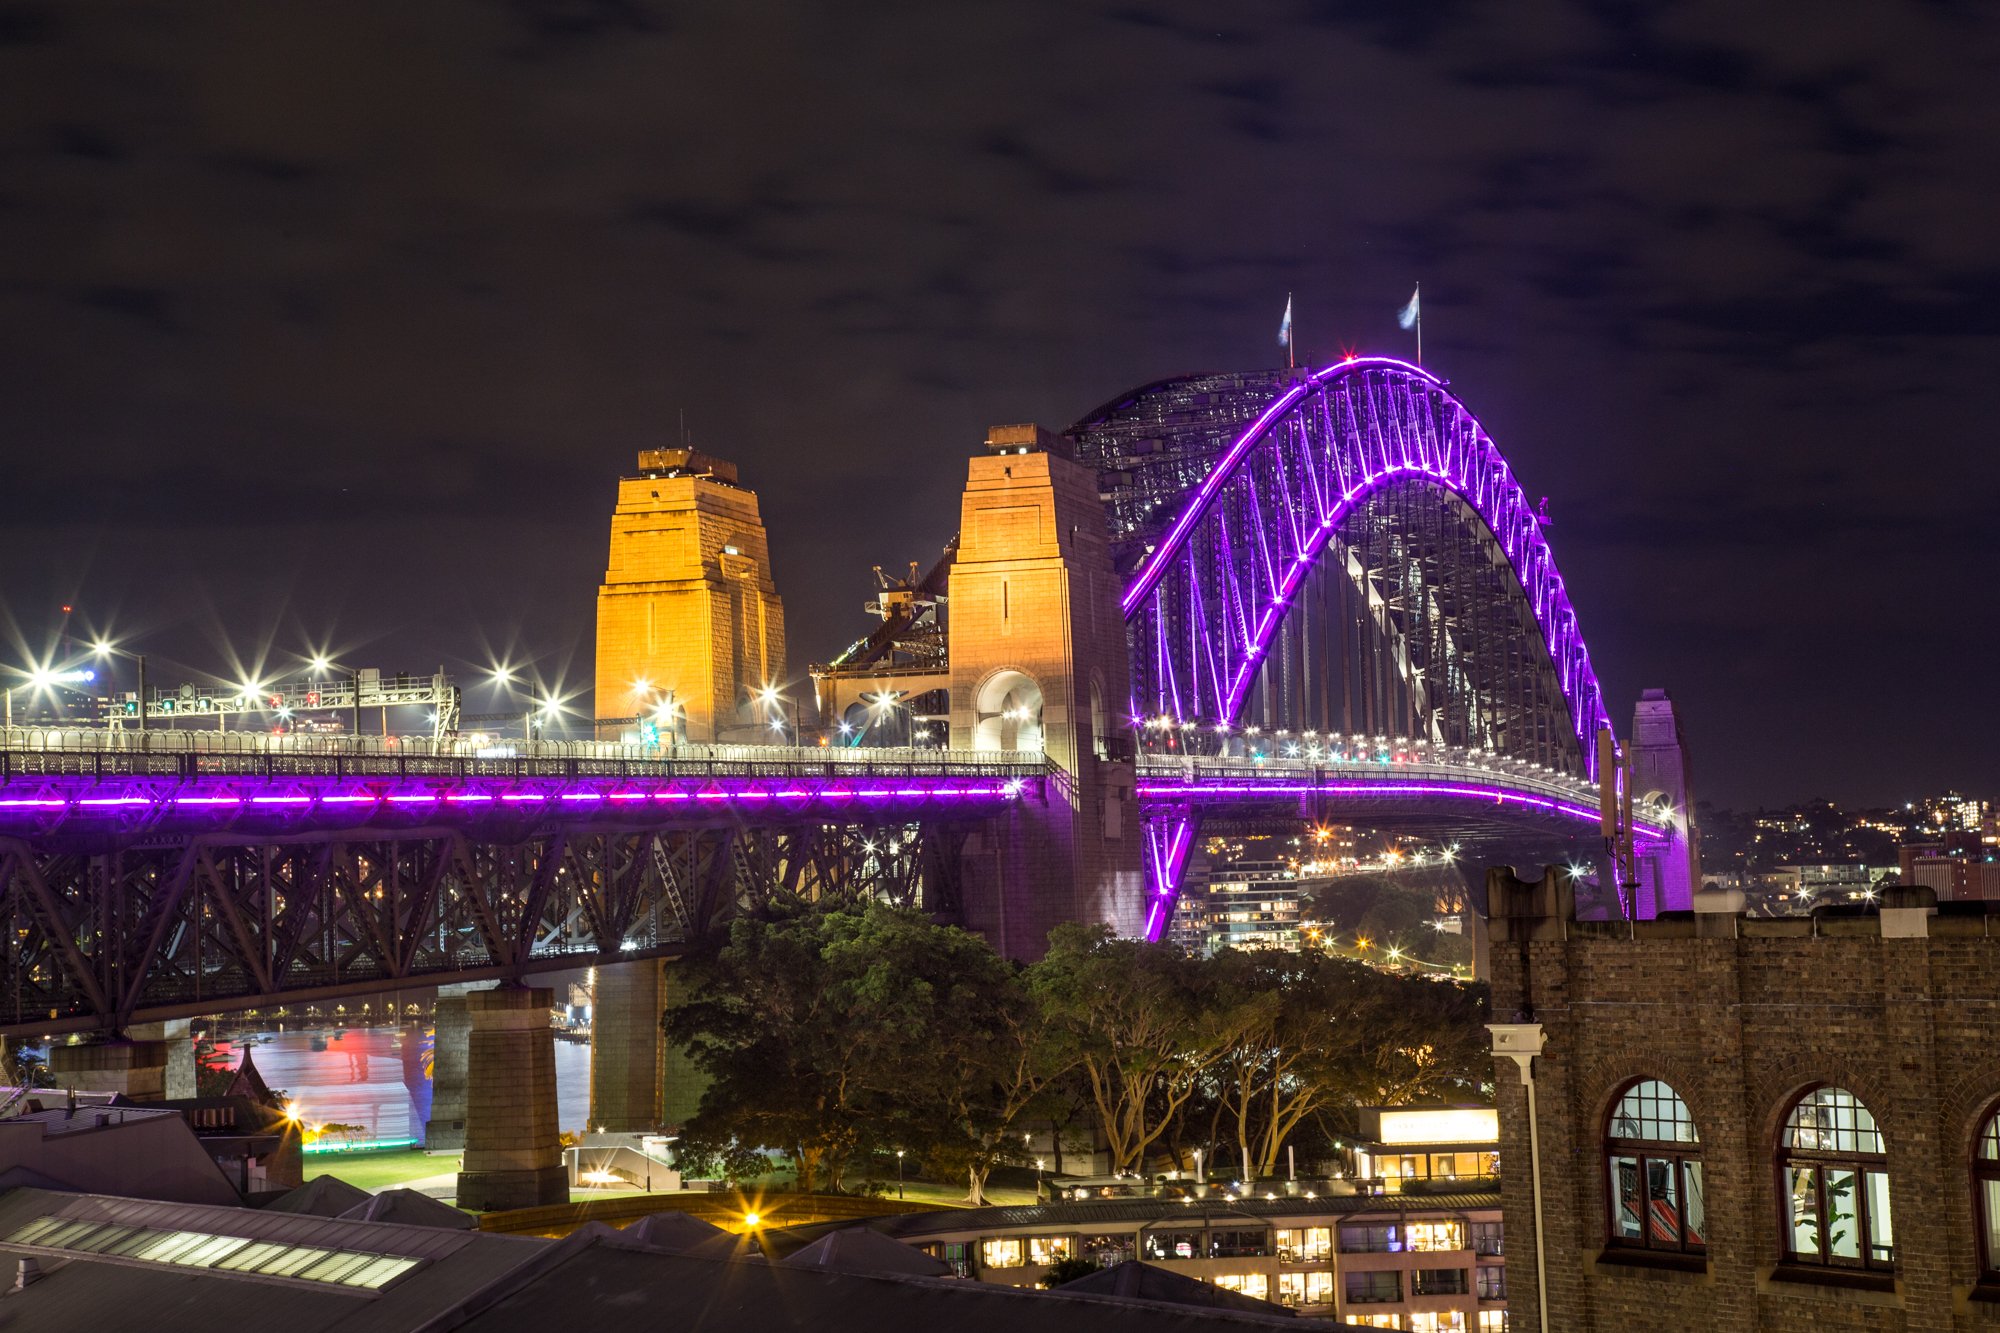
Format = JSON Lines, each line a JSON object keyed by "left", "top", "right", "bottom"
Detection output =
{"left": 1373, "top": 1107, "right": 1499, "bottom": 1147}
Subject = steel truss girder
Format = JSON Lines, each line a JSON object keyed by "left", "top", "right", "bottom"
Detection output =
{"left": 0, "top": 818, "right": 976, "bottom": 1037}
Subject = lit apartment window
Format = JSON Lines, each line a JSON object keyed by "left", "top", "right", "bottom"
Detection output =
{"left": 1344, "top": 1269, "right": 1401, "bottom": 1304}
{"left": 1276, "top": 1226, "right": 1332, "bottom": 1262}
{"left": 1978, "top": 1106, "right": 2000, "bottom": 1280}
{"left": 980, "top": 1237, "right": 1024, "bottom": 1268}
{"left": 1214, "top": 1272, "right": 1269, "bottom": 1300}
{"left": 1477, "top": 1311, "right": 1510, "bottom": 1331}
{"left": 1605, "top": 1078, "right": 1705, "bottom": 1255}
{"left": 1025, "top": 1235, "right": 1071, "bottom": 1265}
{"left": 1142, "top": 1228, "right": 1203, "bottom": 1261}
{"left": 1343, "top": 1316, "right": 1402, "bottom": 1329}
{"left": 1404, "top": 1220, "right": 1466, "bottom": 1252}
{"left": 1408, "top": 1315, "right": 1469, "bottom": 1332}
{"left": 1778, "top": 1085, "right": 1894, "bottom": 1271}
{"left": 1277, "top": 1271, "right": 1335, "bottom": 1305}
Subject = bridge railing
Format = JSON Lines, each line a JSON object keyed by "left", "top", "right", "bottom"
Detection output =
{"left": 0, "top": 728, "right": 1048, "bottom": 783}
{"left": 1136, "top": 751, "right": 1605, "bottom": 805}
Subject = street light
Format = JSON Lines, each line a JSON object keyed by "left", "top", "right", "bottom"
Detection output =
{"left": 895, "top": 1148, "right": 905, "bottom": 1200}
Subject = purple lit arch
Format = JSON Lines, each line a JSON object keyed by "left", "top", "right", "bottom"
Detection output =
{"left": 1120, "top": 358, "right": 1612, "bottom": 936}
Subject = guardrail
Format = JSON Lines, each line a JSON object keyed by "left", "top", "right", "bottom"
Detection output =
{"left": 1137, "top": 752, "right": 1601, "bottom": 804}
{"left": 0, "top": 729, "right": 1049, "bottom": 784}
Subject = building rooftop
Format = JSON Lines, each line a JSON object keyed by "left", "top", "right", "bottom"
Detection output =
{"left": 864, "top": 1190, "right": 1504, "bottom": 1239}
{"left": 0, "top": 1187, "right": 543, "bottom": 1332}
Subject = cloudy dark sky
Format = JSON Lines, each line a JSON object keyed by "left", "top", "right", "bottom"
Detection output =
{"left": 1, "top": 1, "right": 1995, "bottom": 807}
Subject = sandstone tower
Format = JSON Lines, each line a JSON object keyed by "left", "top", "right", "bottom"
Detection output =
{"left": 948, "top": 424, "right": 1145, "bottom": 955}
{"left": 594, "top": 448, "right": 786, "bottom": 744}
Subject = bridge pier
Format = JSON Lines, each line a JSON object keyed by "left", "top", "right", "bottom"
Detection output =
{"left": 424, "top": 982, "right": 475, "bottom": 1151}
{"left": 129, "top": 1019, "right": 196, "bottom": 1100}
{"left": 588, "top": 958, "right": 665, "bottom": 1132}
{"left": 456, "top": 985, "right": 566, "bottom": 1211}
{"left": 49, "top": 1036, "right": 173, "bottom": 1101}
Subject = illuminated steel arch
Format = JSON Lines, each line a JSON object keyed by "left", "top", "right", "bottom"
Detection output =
{"left": 1116, "top": 358, "right": 1612, "bottom": 932}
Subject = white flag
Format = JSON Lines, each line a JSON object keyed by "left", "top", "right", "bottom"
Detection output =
{"left": 1397, "top": 287, "right": 1420, "bottom": 330}
{"left": 1277, "top": 295, "right": 1293, "bottom": 347}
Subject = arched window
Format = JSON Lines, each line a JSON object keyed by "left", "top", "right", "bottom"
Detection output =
{"left": 1975, "top": 1106, "right": 2000, "bottom": 1280}
{"left": 1605, "top": 1079, "right": 1705, "bottom": 1254}
{"left": 1779, "top": 1086, "right": 1893, "bottom": 1271}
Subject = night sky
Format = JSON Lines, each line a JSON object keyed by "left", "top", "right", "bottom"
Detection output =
{"left": 2, "top": 2, "right": 1994, "bottom": 807}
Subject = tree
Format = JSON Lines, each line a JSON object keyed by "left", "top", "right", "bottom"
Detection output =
{"left": 1028, "top": 924, "right": 1263, "bottom": 1175}
{"left": 1205, "top": 950, "right": 1489, "bottom": 1178}
{"left": 910, "top": 975, "right": 1074, "bottom": 1205}
{"left": 665, "top": 902, "right": 1026, "bottom": 1193}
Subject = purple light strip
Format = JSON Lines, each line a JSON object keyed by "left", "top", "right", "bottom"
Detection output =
{"left": 1138, "top": 779, "right": 1668, "bottom": 839}
{"left": 0, "top": 775, "right": 1030, "bottom": 828}
{"left": 1121, "top": 357, "right": 1438, "bottom": 614}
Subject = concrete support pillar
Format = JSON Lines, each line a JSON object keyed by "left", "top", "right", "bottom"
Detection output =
{"left": 589, "top": 959, "right": 664, "bottom": 1132}
{"left": 128, "top": 1020, "right": 196, "bottom": 1100}
{"left": 456, "top": 985, "right": 565, "bottom": 1211}
{"left": 425, "top": 983, "right": 475, "bottom": 1151}
{"left": 661, "top": 961, "right": 711, "bottom": 1128}
{"left": 49, "top": 1038, "right": 170, "bottom": 1100}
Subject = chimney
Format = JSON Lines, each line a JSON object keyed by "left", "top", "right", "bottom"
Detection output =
{"left": 14, "top": 1256, "right": 43, "bottom": 1290}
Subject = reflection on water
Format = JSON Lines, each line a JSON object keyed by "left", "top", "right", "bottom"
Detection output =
{"left": 213, "top": 1028, "right": 591, "bottom": 1145}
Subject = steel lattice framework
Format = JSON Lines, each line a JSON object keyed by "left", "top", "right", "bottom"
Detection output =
{"left": 1118, "top": 358, "right": 1613, "bottom": 935}
{"left": 0, "top": 748, "right": 1033, "bottom": 1034}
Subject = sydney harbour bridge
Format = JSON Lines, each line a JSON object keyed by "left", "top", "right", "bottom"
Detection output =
{"left": 0, "top": 356, "right": 1697, "bottom": 1198}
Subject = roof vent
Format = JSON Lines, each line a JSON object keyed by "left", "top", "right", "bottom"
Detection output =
{"left": 13, "top": 1257, "right": 43, "bottom": 1290}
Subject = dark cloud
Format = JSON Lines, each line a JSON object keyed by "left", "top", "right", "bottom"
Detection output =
{"left": 0, "top": 0, "right": 1995, "bottom": 805}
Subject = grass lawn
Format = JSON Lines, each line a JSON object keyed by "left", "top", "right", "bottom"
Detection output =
{"left": 305, "top": 1148, "right": 459, "bottom": 1193}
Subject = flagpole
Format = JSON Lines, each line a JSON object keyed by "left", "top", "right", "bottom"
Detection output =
{"left": 1415, "top": 282, "right": 1422, "bottom": 366}
{"left": 1287, "top": 291, "right": 1295, "bottom": 370}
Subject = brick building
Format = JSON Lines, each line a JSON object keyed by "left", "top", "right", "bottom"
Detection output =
{"left": 1483, "top": 868, "right": 2000, "bottom": 1331}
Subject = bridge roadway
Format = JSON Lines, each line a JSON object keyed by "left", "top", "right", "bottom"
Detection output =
{"left": 0, "top": 729, "right": 1663, "bottom": 843}
{"left": 0, "top": 730, "right": 1658, "bottom": 1037}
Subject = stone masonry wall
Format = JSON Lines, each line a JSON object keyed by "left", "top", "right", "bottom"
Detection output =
{"left": 1485, "top": 870, "right": 2000, "bottom": 1333}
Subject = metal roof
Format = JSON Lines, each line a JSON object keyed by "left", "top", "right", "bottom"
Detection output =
{"left": 0, "top": 1187, "right": 548, "bottom": 1333}
{"left": 869, "top": 1191, "right": 1503, "bottom": 1239}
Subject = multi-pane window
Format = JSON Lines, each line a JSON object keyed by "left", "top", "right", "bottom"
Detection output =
{"left": 1142, "top": 1229, "right": 1203, "bottom": 1261}
{"left": 1408, "top": 1314, "right": 1468, "bottom": 1332}
{"left": 1213, "top": 1273, "right": 1269, "bottom": 1300}
{"left": 1470, "top": 1221, "right": 1504, "bottom": 1256}
{"left": 1077, "top": 1233, "right": 1134, "bottom": 1266}
{"left": 1779, "top": 1085, "right": 1894, "bottom": 1271}
{"left": 1476, "top": 1265, "right": 1506, "bottom": 1299}
{"left": 1978, "top": 1109, "right": 2000, "bottom": 1280}
{"left": 1345, "top": 1269, "right": 1402, "bottom": 1303}
{"left": 1405, "top": 1220, "right": 1466, "bottom": 1252}
{"left": 1208, "top": 1228, "right": 1270, "bottom": 1258}
{"left": 1605, "top": 1078, "right": 1706, "bottom": 1255}
{"left": 1276, "top": 1226, "right": 1332, "bottom": 1262}
{"left": 1478, "top": 1312, "right": 1511, "bottom": 1331}
{"left": 980, "top": 1237, "right": 1024, "bottom": 1268}
{"left": 1340, "top": 1223, "right": 1401, "bottom": 1253}
{"left": 1026, "top": 1236, "right": 1071, "bottom": 1265}
{"left": 1411, "top": 1267, "right": 1468, "bottom": 1296}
